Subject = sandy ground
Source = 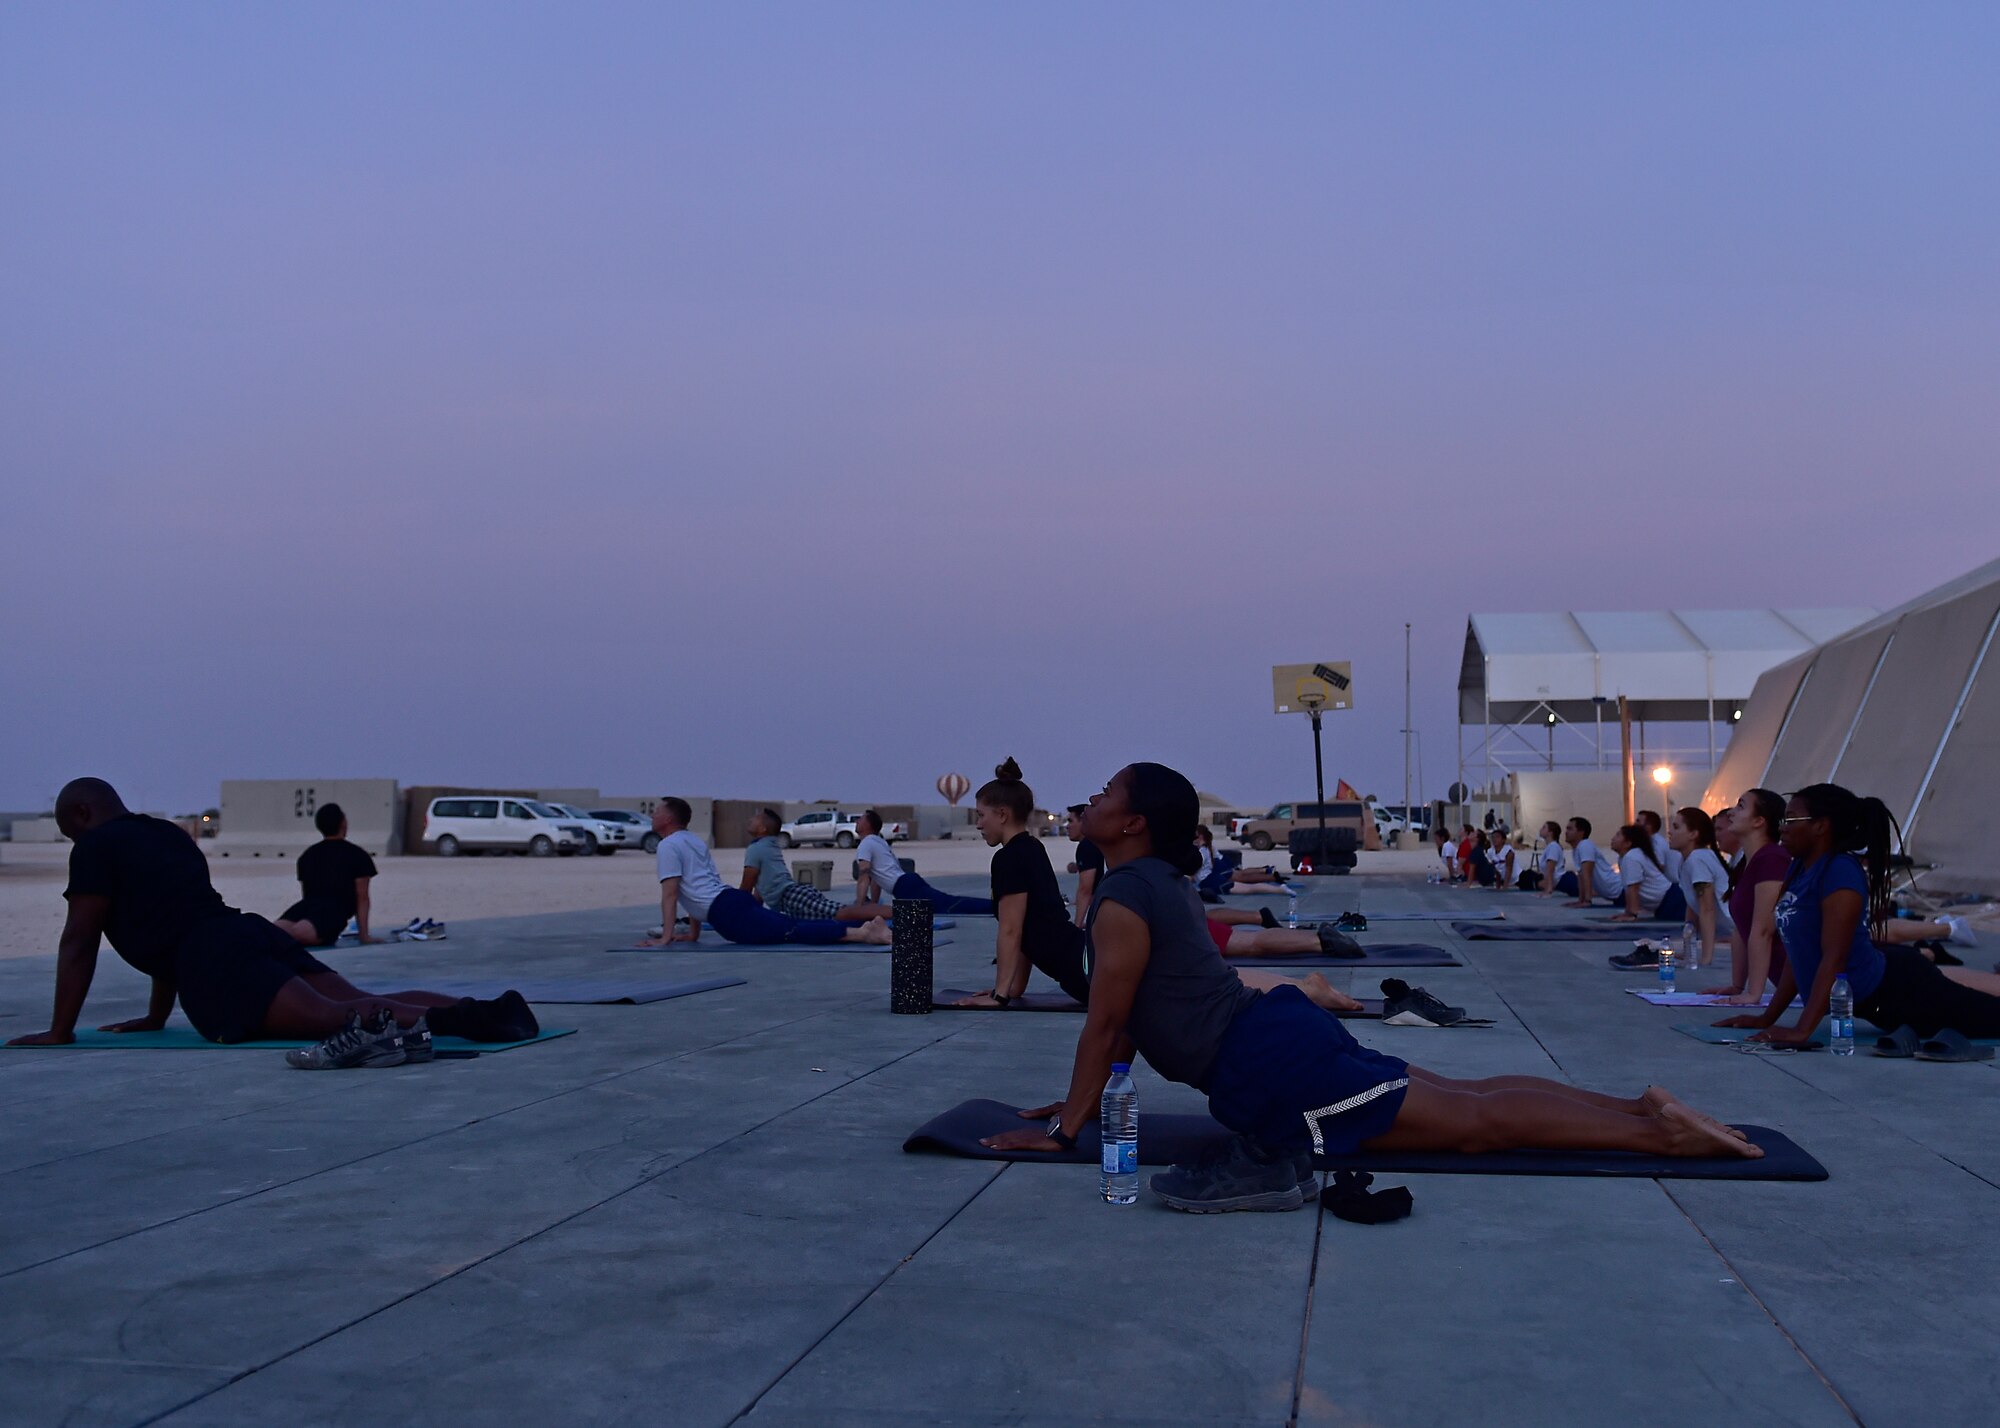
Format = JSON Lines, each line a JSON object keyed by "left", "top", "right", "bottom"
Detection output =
{"left": 0, "top": 839, "right": 1441, "bottom": 964}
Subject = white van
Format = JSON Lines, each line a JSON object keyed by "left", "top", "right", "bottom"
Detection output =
{"left": 424, "top": 797, "right": 585, "bottom": 857}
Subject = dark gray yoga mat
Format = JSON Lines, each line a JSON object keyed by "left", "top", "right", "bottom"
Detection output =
{"left": 608, "top": 938, "right": 951, "bottom": 954}
{"left": 904, "top": 1100, "right": 1827, "bottom": 1181}
{"left": 1227, "top": 943, "right": 1459, "bottom": 969}
{"left": 930, "top": 989, "right": 1389, "bottom": 1018}
{"left": 425, "top": 976, "right": 745, "bottom": 1004}
{"left": 1450, "top": 922, "right": 1668, "bottom": 941}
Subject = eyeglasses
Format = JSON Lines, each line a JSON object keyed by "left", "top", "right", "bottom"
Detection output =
{"left": 1779, "top": 816, "right": 1814, "bottom": 826}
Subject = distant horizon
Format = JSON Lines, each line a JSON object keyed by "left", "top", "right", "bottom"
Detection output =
{"left": 6, "top": 4, "right": 1997, "bottom": 817}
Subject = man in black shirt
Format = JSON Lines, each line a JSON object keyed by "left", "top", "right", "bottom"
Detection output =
{"left": 1066, "top": 805, "right": 1104, "bottom": 929}
{"left": 6, "top": 778, "right": 535, "bottom": 1053}
{"left": 276, "top": 803, "right": 380, "bottom": 947}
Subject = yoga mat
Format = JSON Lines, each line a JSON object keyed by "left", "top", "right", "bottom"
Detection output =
{"left": 4, "top": 1026, "right": 575, "bottom": 1053}
{"left": 424, "top": 977, "right": 744, "bottom": 1005}
{"left": 1626, "top": 990, "right": 1791, "bottom": 1008}
{"left": 1336, "top": 911, "right": 1505, "bottom": 923}
{"left": 1227, "top": 944, "right": 1459, "bottom": 969}
{"left": 1672, "top": 1022, "right": 2000, "bottom": 1049}
{"left": 930, "top": 990, "right": 1390, "bottom": 1019}
{"left": 609, "top": 939, "right": 951, "bottom": 954}
{"left": 1450, "top": 922, "right": 1667, "bottom": 941}
{"left": 903, "top": 1100, "right": 1826, "bottom": 1181}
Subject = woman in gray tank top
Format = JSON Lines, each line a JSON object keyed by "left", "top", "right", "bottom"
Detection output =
{"left": 980, "top": 762, "right": 1766, "bottom": 1213}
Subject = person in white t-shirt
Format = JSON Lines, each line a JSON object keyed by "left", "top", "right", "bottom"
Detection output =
{"left": 1486, "top": 828, "right": 1517, "bottom": 889}
{"left": 634, "top": 799, "right": 888, "bottom": 947}
{"left": 1638, "top": 809, "right": 1684, "bottom": 886}
{"left": 1668, "top": 807, "right": 1734, "bottom": 970}
{"left": 1608, "top": 823, "right": 1683, "bottom": 922}
{"left": 1559, "top": 817, "right": 1624, "bottom": 906}
{"left": 852, "top": 810, "right": 995, "bottom": 915}
{"left": 1535, "top": 822, "right": 1567, "bottom": 897}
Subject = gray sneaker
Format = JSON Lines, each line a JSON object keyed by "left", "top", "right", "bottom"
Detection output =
{"left": 1150, "top": 1136, "right": 1310, "bottom": 1213}
{"left": 398, "top": 1014, "right": 435, "bottom": 1063}
{"left": 285, "top": 1012, "right": 407, "bottom": 1070}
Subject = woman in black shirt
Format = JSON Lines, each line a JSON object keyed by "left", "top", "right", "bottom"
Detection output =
{"left": 952, "top": 760, "right": 1090, "bottom": 1007}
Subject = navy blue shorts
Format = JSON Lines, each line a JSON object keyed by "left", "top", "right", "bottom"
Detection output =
{"left": 175, "top": 912, "right": 333, "bottom": 1043}
{"left": 1205, "top": 984, "right": 1411, "bottom": 1157}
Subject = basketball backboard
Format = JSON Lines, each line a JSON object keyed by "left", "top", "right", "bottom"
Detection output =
{"left": 1272, "top": 661, "right": 1353, "bottom": 715}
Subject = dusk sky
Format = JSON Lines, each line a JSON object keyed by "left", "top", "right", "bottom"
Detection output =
{"left": 4, "top": 3, "right": 1996, "bottom": 816}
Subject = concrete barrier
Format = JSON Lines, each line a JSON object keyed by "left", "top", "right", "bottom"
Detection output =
{"left": 216, "top": 779, "right": 401, "bottom": 858}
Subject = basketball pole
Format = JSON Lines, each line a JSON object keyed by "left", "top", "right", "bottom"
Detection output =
{"left": 1309, "top": 701, "right": 1327, "bottom": 873}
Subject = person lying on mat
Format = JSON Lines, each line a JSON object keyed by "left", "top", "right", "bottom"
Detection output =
{"left": 1668, "top": 807, "right": 1732, "bottom": 972}
{"left": 635, "top": 798, "right": 889, "bottom": 948}
{"left": 949, "top": 766, "right": 1090, "bottom": 1007}
{"left": 1556, "top": 817, "right": 1624, "bottom": 907}
{"left": 1482, "top": 829, "right": 1517, "bottom": 889}
{"left": 1432, "top": 826, "right": 1463, "bottom": 883}
{"left": 1066, "top": 805, "right": 1104, "bottom": 928}
{"left": 1702, "top": 791, "right": 1790, "bottom": 1001}
{"left": 1715, "top": 784, "right": 2000, "bottom": 1046}
{"left": 979, "top": 763, "right": 1758, "bottom": 1212}
{"left": 1193, "top": 826, "right": 1292, "bottom": 899}
{"left": 853, "top": 806, "right": 996, "bottom": 916}
{"left": 1534, "top": 822, "right": 1567, "bottom": 897}
{"left": 741, "top": 810, "right": 892, "bottom": 923}
{"left": 1637, "top": 809, "right": 1683, "bottom": 885}
{"left": 1607, "top": 823, "right": 1685, "bottom": 923}
{"left": 273, "top": 803, "right": 380, "bottom": 947}
{"left": 6, "top": 779, "right": 538, "bottom": 1063}
{"left": 1202, "top": 905, "right": 1363, "bottom": 962}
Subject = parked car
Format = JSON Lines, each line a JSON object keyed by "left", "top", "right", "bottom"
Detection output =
{"left": 423, "top": 797, "right": 585, "bottom": 857}
{"left": 779, "top": 810, "right": 906, "bottom": 848}
{"left": 590, "top": 809, "right": 659, "bottom": 853}
{"left": 544, "top": 803, "right": 627, "bottom": 855}
{"left": 1232, "top": 801, "right": 1368, "bottom": 852}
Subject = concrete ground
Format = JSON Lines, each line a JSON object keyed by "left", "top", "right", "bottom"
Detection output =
{"left": 3, "top": 868, "right": 1994, "bottom": 1426}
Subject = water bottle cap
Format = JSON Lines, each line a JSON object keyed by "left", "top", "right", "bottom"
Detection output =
{"left": 1110, "top": 1062, "right": 1130, "bottom": 1074}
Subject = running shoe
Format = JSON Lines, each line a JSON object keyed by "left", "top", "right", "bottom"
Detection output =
{"left": 1608, "top": 941, "right": 1661, "bottom": 969}
{"left": 285, "top": 1011, "right": 407, "bottom": 1070}
{"left": 1379, "top": 978, "right": 1468, "bottom": 1027}
{"left": 1335, "top": 912, "right": 1369, "bottom": 932}
{"left": 1316, "top": 925, "right": 1365, "bottom": 958}
{"left": 398, "top": 1014, "right": 435, "bottom": 1063}
{"left": 1150, "top": 1136, "right": 1310, "bottom": 1213}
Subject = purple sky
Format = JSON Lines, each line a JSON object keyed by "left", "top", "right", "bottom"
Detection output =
{"left": 4, "top": 3, "right": 1997, "bottom": 815}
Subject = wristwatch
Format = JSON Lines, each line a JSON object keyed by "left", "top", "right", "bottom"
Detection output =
{"left": 1046, "top": 1115, "right": 1076, "bottom": 1150}
{"left": 990, "top": 990, "right": 1014, "bottom": 1007}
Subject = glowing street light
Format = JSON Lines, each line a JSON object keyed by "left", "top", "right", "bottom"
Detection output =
{"left": 1652, "top": 764, "right": 1673, "bottom": 818}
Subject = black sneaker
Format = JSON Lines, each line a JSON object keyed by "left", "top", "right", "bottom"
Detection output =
{"left": 285, "top": 1011, "right": 406, "bottom": 1070}
{"left": 1379, "top": 978, "right": 1468, "bottom": 1027}
{"left": 1316, "top": 924, "right": 1365, "bottom": 958}
{"left": 1335, "top": 912, "right": 1369, "bottom": 932}
{"left": 1259, "top": 906, "right": 1280, "bottom": 930}
{"left": 1608, "top": 942, "right": 1660, "bottom": 969}
{"left": 1150, "top": 1135, "right": 1310, "bottom": 1213}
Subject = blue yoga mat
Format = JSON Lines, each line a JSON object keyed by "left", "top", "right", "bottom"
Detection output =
{"left": 4, "top": 1026, "right": 574, "bottom": 1053}
{"left": 1451, "top": 921, "right": 1668, "bottom": 941}
{"left": 609, "top": 938, "right": 951, "bottom": 954}
{"left": 425, "top": 977, "right": 744, "bottom": 1004}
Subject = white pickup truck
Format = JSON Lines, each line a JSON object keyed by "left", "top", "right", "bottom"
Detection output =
{"left": 779, "top": 810, "right": 907, "bottom": 848}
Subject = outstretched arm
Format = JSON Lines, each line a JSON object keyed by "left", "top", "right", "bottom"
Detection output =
{"left": 983, "top": 899, "right": 1149, "bottom": 1151}
{"left": 354, "top": 876, "right": 375, "bottom": 942}
{"left": 8, "top": 894, "right": 110, "bottom": 1045}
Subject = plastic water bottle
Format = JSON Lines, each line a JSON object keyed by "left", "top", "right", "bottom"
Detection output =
{"left": 1286, "top": 886, "right": 1300, "bottom": 928}
{"left": 1657, "top": 942, "right": 1676, "bottom": 994}
{"left": 1100, "top": 1062, "right": 1139, "bottom": 1204}
{"left": 1829, "top": 976, "right": 1854, "bottom": 1056}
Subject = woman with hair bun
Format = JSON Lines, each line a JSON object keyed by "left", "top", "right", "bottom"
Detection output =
{"left": 951, "top": 759, "right": 1084, "bottom": 1007}
{"left": 981, "top": 761, "right": 1759, "bottom": 1212}
{"left": 1717, "top": 783, "right": 2000, "bottom": 1046}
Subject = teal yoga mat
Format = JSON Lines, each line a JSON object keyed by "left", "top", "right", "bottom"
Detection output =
{"left": 5, "top": 1026, "right": 575, "bottom": 1053}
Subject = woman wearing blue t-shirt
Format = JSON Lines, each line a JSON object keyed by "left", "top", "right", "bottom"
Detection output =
{"left": 1716, "top": 783, "right": 2000, "bottom": 1046}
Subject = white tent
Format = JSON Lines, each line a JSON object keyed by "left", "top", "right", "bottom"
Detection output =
{"left": 1700, "top": 559, "right": 2000, "bottom": 895}
{"left": 1461, "top": 609, "right": 1876, "bottom": 726}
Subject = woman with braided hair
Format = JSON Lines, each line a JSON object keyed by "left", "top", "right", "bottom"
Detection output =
{"left": 1717, "top": 783, "right": 2000, "bottom": 1046}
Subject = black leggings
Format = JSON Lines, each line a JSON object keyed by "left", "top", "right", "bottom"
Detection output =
{"left": 1859, "top": 946, "right": 2000, "bottom": 1038}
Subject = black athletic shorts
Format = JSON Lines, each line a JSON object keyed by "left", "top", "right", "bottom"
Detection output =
{"left": 279, "top": 897, "right": 345, "bottom": 947}
{"left": 175, "top": 912, "right": 333, "bottom": 1043}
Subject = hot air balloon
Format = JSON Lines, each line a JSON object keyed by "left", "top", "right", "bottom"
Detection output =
{"left": 936, "top": 772, "right": 971, "bottom": 806}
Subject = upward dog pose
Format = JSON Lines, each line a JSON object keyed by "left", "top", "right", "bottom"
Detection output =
{"left": 636, "top": 799, "right": 890, "bottom": 947}
{"left": 1716, "top": 784, "right": 2000, "bottom": 1046}
{"left": 6, "top": 779, "right": 537, "bottom": 1065}
{"left": 854, "top": 807, "right": 995, "bottom": 916}
{"left": 740, "top": 810, "right": 892, "bottom": 922}
{"left": 981, "top": 763, "right": 1756, "bottom": 1212}
{"left": 274, "top": 802, "right": 380, "bottom": 947}
{"left": 1556, "top": 817, "right": 1625, "bottom": 907}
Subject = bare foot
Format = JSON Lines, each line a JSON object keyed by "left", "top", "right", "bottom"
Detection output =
{"left": 1639, "top": 1086, "right": 1683, "bottom": 1116}
{"left": 855, "top": 918, "right": 893, "bottom": 945}
{"left": 1298, "top": 972, "right": 1362, "bottom": 1013}
{"left": 1658, "top": 1103, "right": 1763, "bottom": 1159}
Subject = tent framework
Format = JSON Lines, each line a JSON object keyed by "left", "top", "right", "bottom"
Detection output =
{"left": 1458, "top": 609, "right": 1875, "bottom": 807}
